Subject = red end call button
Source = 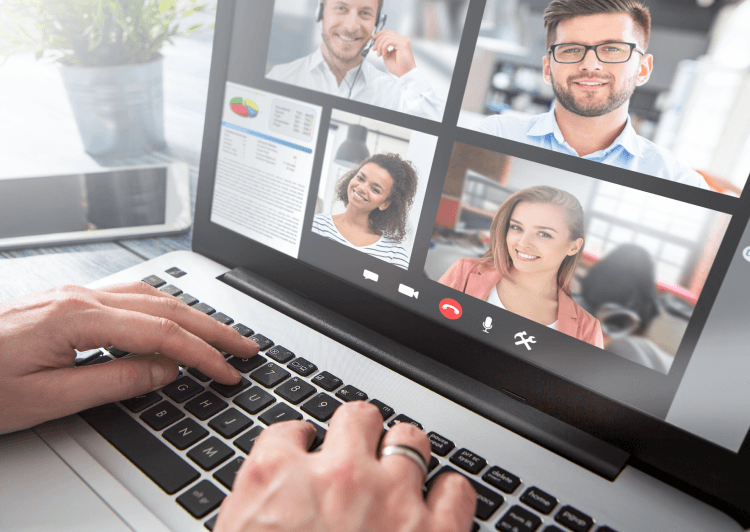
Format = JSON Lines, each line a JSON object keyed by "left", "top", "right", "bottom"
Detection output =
{"left": 439, "top": 298, "right": 463, "bottom": 320}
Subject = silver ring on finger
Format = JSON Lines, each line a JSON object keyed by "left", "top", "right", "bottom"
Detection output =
{"left": 380, "top": 444, "right": 429, "bottom": 476}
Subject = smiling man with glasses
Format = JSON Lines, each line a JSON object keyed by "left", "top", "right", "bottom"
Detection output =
{"left": 476, "top": 0, "right": 709, "bottom": 190}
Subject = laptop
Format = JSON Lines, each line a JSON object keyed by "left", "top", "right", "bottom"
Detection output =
{"left": 2, "top": 1, "right": 750, "bottom": 530}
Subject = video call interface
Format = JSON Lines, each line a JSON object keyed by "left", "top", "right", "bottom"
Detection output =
{"left": 210, "top": 1, "right": 750, "bottom": 452}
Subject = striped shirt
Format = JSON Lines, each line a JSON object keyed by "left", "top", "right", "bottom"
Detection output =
{"left": 312, "top": 214, "right": 410, "bottom": 270}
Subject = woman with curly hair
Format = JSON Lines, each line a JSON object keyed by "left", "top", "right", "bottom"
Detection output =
{"left": 312, "top": 153, "right": 418, "bottom": 269}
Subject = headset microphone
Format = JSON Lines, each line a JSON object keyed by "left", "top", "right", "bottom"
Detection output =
{"left": 361, "top": 13, "right": 387, "bottom": 58}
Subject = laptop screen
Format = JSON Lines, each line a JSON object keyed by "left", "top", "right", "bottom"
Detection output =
{"left": 206, "top": 1, "right": 750, "bottom": 454}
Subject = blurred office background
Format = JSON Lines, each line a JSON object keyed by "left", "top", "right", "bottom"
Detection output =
{"left": 424, "top": 142, "right": 731, "bottom": 370}
{"left": 459, "top": 0, "right": 750, "bottom": 195}
{"left": 266, "top": 0, "right": 470, "bottom": 103}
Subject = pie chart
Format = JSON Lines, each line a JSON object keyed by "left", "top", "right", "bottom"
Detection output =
{"left": 230, "top": 97, "right": 259, "bottom": 118}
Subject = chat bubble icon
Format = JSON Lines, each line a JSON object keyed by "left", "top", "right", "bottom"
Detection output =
{"left": 363, "top": 269, "right": 379, "bottom": 282}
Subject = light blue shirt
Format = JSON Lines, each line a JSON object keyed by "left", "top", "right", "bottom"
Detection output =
{"left": 476, "top": 108, "right": 709, "bottom": 190}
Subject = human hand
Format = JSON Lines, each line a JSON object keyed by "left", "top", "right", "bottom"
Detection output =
{"left": 0, "top": 282, "right": 258, "bottom": 434}
{"left": 215, "top": 401, "right": 476, "bottom": 532}
{"left": 373, "top": 29, "right": 417, "bottom": 77}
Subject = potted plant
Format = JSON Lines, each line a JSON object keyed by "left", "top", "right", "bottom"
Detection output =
{"left": 1, "top": 0, "right": 211, "bottom": 157}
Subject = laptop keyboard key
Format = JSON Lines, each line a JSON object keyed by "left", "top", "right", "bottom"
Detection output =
{"left": 193, "top": 302, "right": 215, "bottom": 315}
{"left": 234, "top": 386, "right": 276, "bottom": 415}
{"left": 185, "top": 392, "right": 228, "bottom": 420}
{"left": 301, "top": 393, "right": 341, "bottom": 422}
{"left": 275, "top": 377, "right": 316, "bottom": 404}
{"left": 163, "top": 418, "right": 209, "bottom": 450}
{"left": 520, "top": 487, "right": 558, "bottom": 515}
{"left": 554, "top": 505, "right": 593, "bottom": 532}
{"left": 165, "top": 267, "right": 186, "bottom": 278}
{"left": 428, "top": 432, "right": 455, "bottom": 457}
{"left": 336, "top": 385, "right": 368, "bottom": 402}
{"left": 159, "top": 284, "right": 183, "bottom": 297}
{"left": 163, "top": 376, "right": 204, "bottom": 403}
{"left": 177, "top": 480, "right": 225, "bottom": 518}
{"left": 369, "top": 399, "right": 394, "bottom": 421}
{"left": 142, "top": 275, "right": 166, "bottom": 288}
{"left": 121, "top": 391, "right": 161, "bottom": 413}
{"left": 288, "top": 357, "right": 317, "bottom": 376}
{"left": 228, "top": 354, "right": 267, "bottom": 373}
{"left": 177, "top": 293, "right": 198, "bottom": 306}
{"left": 214, "top": 456, "right": 245, "bottom": 490}
{"left": 265, "top": 345, "right": 295, "bottom": 363}
{"left": 542, "top": 526, "right": 566, "bottom": 532}
{"left": 234, "top": 426, "right": 264, "bottom": 454}
{"left": 259, "top": 403, "right": 303, "bottom": 426}
{"left": 450, "top": 448, "right": 487, "bottom": 475}
{"left": 187, "top": 436, "right": 235, "bottom": 471}
{"left": 106, "top": 346, "right": 130, "bottom": 358}
{"left": 428, "top": 456, "right": 439, "bottom": 472}
{"left": 388, "top": 414, "right": 423, "bottom": 430}
{"left": 311, "top": 371, "right": 342, "bottom": 391}
{"left": 497, "top": 505, "right": 541, "bottom": 532}
{"left": 250, "top": 362, "right": 290, "bottom": 388}
{"left": 205, "top": 514, "right": 218, "bottom": 531}
{"left": 141, "top": 401, "right": 184, "bottom": 431}
{"left": 249, "top": 334, "right": 274, "bottom": 351}
{"left": 307, "top": 421, "right": 327, "bottom": 451}
{"left": 208, "top": 408, "right": 253, "bottom": 439}
{"left": 80, "top": 404, "right": 199, "bottom": 495}
{"left": 211, "top": 312, "right": 233, "bottom": 325}
{"left": 232, "top": 323, "right": 253, "bottom": 337}
{"left": 210, "top": 377, "right": 251, "bottom": 398}
{"left": 433, "top": 466, "right": 503, "bottom": 520}
{"left": 483, "top": 466, "right": 521, "bottom": 494}
{"left": 188, "top": 367, "right": 211, "bottom": 382}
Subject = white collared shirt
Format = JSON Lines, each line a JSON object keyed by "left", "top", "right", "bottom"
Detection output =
{"left": 266, "top": 48, "right": 444, "bottom": 121}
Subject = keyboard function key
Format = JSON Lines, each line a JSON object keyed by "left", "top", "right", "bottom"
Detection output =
{"left": 311, "top": 371, "right": 343, "bottom": 391}
{"left": 163, "top": 418, "right": 209, "bottom": 450}
{"left": 483, "top": 466, "right": 522, "bottom": 494}
{"left": 275, "top": 377, "right": 316, "bottom": 404}
{"left": 234, "top": 426, "right": 264, "bottom": 454}
{"left": 162, "top": 376, "right": 204, "bottom": 403}
{"left": 121, "top": 391, "right": 161, "bottom": 413}
{"left": 210, "top": 376, "right": 251, "bottom": 398}
{"left": 449, "top": 448, "right": 487, "bottom": 475}
{"left": 250, "top": 362, "right": 290, "bottom": 388}
{"left": 177, "top": 293, "right": 198, "bottom": 306}
{"left": 288, "top": 357, "right": 317, "bottom": 376}
{"left": 497, "top": 505, "right": 542, "bottom": 532}
{"left": 165, "top": 267, "right": 187, "bottom": 278}
{"left": 265, "top": 345, "right": 295, "bottom": 363}
{"left": 185, "top": 392, "right": 228, "bottom": 421}
{"left": 211, "top": 312, "right": 233, "bottom": 325}
{"left": 301, "top": 393, "right": 342, "bottom": 422}
{"left": 232, "top": 323, "right": 254, "bottom": 337}
{"left": 177, "top": 480, "right": 225, "bottom": 518}
{"left": 369, "top": 399, "right": 394, "bottom": 421}
{"left": 387, "top": 414, "right": 423, "bottom": 430}
{"left": 554, "top": 505, "right": 594, "bottom": 532}
{"left": 249, "top": 334, "right": 274, "bottom": 351}
{"left": 141, "top": 401, "right": 184, "bottom": 431}
{"left": 159, "top": 284, "right": 183, "bottom": 297}
{"left": 187, "top": 436, "right": 235, "bottom": 471}
{"left": 208, "top": 407, "right": 253, "bottom": 439}
{"left": 214, "top": 456, "right": 245, "bottom": 490}
{"left": 228, "top": 354, "right": 267, "bottom": 373}
{"left": 234, "top": 386, "right": 276, "bottom": 415}
{"left": 520, "top": 487, "right": 558, "bottom": 515}
{"left": 336, "top": 385, "right": 368, "bottom": 402}
{"left": 259, "top": 403, "right": 303, "bottom": 426}
{"left": 193, "top": 302, "right": 216, "bottom": 315}
{"left": 142, "top": 275, "right": 166, "bottom": 288}
{"left": 428, "top": 432, "right": 455, "bottom": 457}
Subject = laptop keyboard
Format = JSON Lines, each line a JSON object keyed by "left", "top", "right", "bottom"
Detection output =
{"left": 77, "top": 273, "right": 614, "bottom": 532}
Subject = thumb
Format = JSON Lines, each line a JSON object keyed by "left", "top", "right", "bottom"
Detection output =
{"left": 38, "top": 355, "right": 180, "bottom": 421}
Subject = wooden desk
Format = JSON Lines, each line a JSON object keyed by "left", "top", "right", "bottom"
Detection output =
{"left": 0, "top": 30, "right": 214, "bottom": 302}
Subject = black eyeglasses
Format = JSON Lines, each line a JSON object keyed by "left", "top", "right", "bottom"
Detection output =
{"left": 548, "top": 42, "right": 644, "bottom": 64}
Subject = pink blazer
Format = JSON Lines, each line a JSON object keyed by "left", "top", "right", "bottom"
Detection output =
{"left": 439, "top": 259, "right": 604, "bottom": 348}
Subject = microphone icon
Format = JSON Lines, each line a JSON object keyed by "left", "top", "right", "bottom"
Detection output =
{"left": 482, "top": 317, "right": 493, "bottom": 333}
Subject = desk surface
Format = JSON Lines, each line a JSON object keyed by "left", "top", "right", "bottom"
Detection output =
{"left": 0, "top": 28, "right": 215, "bottom": 302}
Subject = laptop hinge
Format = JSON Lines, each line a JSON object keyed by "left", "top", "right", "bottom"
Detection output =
{"left": 220, "top": 267, "right": 630, "bottom": 481}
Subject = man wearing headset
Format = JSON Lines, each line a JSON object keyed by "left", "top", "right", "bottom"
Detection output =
{"left": 266, "top": 0, "right": 444, "bottom": 121}
{"left": 476, "top": 0, "right": 709, "bottom": 190}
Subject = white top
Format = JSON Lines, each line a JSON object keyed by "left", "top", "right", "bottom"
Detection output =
{"left": 485, "top": 285, "right": 558, "bottom": 330}
{"left": 266, "top": 48, "right": 444, "bottom": 121}
{"left": 311, "top": 213, "right": 409, "bottom": 270}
